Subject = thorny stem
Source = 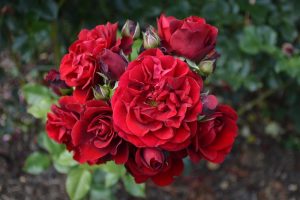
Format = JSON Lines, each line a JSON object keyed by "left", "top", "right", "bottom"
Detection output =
{"left": 237, "top": 89, "right": 274, "bottom": 116}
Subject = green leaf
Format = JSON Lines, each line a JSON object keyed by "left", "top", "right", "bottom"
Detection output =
{"left": 38, "top": 132, "right": 64, "bottom": 156}
{"left": 197, "top": 115, "right": 206, "bottom": 121}
{"left": 239, "top": 26, "right": 261, "bottom": 54}
{"left": 122, "top": 174, "right": 146, "bottom": 198}
{"left": 34, "top": 0, "right": 58, "bottom": 20}
{"left": 55, "top": 150, "right": 77, "bottom": 166}
{"left": 130, "top": 39, "right": 143, "bottom": 61}
{"left": 23, "top": 152, "right": 51, "bottom": 175}
{"left": 53, "top": 162, "right": 70, "bottom": 174}
{"left": 105, "top": 172, "right": 120, "bottom": 188}
{"left": 66, "top": 167, "right": 92, "bottom": 200}
{"left": 89, "top": 186, "right": 115, "bottom": 200}
{"left": 275, "top": 56, "right": 300, "bottom": 83}
{"left": 99, "top": 161, "right": 126, "bottom": 176}
{"left": 22, "top": 83, "right": 57, "bottom": 120}
{"left": 38, "top": 133, "right": 77, "bottom": 173}
{"left": 239, "top": 25, "right": 277, "bottom": 55}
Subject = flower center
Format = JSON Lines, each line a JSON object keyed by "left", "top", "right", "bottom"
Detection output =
{"left": 150, "top": 159, "right": 163, "bottom": 170}
{"left": 146, "top": 99, "right": 158, "bottom": 107}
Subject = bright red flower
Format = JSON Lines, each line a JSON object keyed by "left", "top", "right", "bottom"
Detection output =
{"left": 59, "top": 23, "right": 128, "bottom": 103}
{"left": 46, "top": 96, "right": 128, "bottom": 164}
{"left": 157, "top": 15, "right": 218, "bottom": 62}
{"left": 112, "top": 48, "right": 203, "bottom": 151}
{"left": 188, "top": 105, "right": 238, "bottom": 163}
{"left": 126, "top": 147, "right": 184, "bottom": 186}
{"left": 46, "top": 96, "right": 82, "bottom": 150}
{"left": 72, "top": 100, "right": 128, "bottom": 164}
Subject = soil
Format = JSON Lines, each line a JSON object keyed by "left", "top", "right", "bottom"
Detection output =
{"left": 1, "top": 132, "right": 299, "bottom": 200}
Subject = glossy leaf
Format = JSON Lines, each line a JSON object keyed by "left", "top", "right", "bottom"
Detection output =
{"left": 122, "top": 174, "right": 146, "bottom": 198}
{"left": 66, "top": 167, "right": 92, "bottom": 200}
{"left": 22, "top": 83, "right": 57, "bottom": 120}
{"left": 23, "top": 152, "right": 51, "bottom": 175}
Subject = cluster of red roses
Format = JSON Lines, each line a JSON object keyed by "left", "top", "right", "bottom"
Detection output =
{"left": 45, "top": 15, "right": 238, "bottom": 186}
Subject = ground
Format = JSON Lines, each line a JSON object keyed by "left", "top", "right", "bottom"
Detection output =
{"left": 1, "top": 131, "right": 299, "bottom": 200}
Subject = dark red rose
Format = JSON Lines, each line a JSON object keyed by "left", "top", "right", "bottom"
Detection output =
{"left": 126, "top": 147, "right": 184, "bottom": 186}
{"left": 112, "top": 48, "right": 203, "bottom": 151}
{"left": 46, "top": 96, "right": 83, "bottom": 148}
{"left": 46, "top": 96, "right": 128, "bottom": 164}
{"left": 59, "top": 23, "right": 128, "bottom": 103}
{"left": 157, "top": 15, "right": 218, "bottom": 62}
{"left": 72, "top": 99, "right": 128, "bottom": 164}
{"left": 188, "top": 105, "right": 238, "bottom": 163}
{"left": 44, "top": 69, "right": 70, "bottom": 96}
{"left": 99, "top": 49, "right": 127, "bottom": 81}
{"left": 120, "top": 36, "right": 133, "bottom": 55}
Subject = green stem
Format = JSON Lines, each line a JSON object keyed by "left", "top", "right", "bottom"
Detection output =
{"left": 51, "top": 21, "right": 60, "bottom": 67}
{"left": 237, "top": 82, "right": 289, "bottom": 116}
{"left": 51, "top": 0, "right": 66, "bottom": 67}
{"left": 237, "top": 89, "right": 274, "bottom": 116}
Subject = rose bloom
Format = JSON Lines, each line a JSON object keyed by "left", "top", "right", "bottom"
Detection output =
{"left": 157, "top": 14, "right": 218, "bottom": 62}
{"left": 126, "top": 147, "right": 184, "bottom": 186}
{"left": 44, "top": 69, "right": 70, "bottom": 96}
{"left": 188, "top": 105, "right": 238, "bottom": 163}
{"left": 46, "top": 96, "right": 82, "bottom": 148}
{"left": 46, "top": 96, "right": 128, "bottom": 164}
{"left": 59, "top": 23, "right": 128, "bottom": 103}
{"left": 112, "top": 48, "right": 203, "bottom": 151}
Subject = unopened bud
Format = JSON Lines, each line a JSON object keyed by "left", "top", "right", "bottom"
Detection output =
{"left": 198, "top": 60, "right": 215, "bottom": 76}
{"left": 121, "top": 20, "right": 140, "bottom": 40}
{"left": 93, "top": 85, "right": 110, "bottom": 100}
{"left": 143, "top": 26, "right": 160, "bottom": 49}
{"left": 282, "top": 43, "right": 294, "bottom": 57}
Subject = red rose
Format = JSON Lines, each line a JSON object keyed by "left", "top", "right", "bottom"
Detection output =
{"left": 72, "top": 99, "right": 128, "bottom": 164}
{"left": 188, "top": 105, "right": 238, "bottom": 163}
{"left": 157, "top": 15, "right": 218, "bottom": 62}
{"left": 126, "top": 147, "right": 184, "bottom": 186}
{"left": 112, "top": 48, "right": 203, "bottom": 151}
{"left": 44, "top": 69, "right": 70, "bottom": 96}
{"left": 46, "top": 96, "right": 83, "bottom": 148}
{"left": 59, "top": 23, "right": 128, "bottom": 103}
{"left": 99, "top": 49, "right": 127, "bottom": 81}
{"left": 46, "top": 96, "right": 128, "bottom": 164}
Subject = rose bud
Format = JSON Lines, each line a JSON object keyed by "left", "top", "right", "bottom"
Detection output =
{"left": 99, "top": 49, "right": 127, "bottom": 81}
{"left": 126, "top": 148, "right": 184, "bottom": 186}
{"left": 188, "top": 105, "right": 238, "bottom": 164}
{"left": 141, "top": 148, "right": 165, "bottom": 170}
{"left": 143, "top": 26, "right": 160, "bottom": 49}
{"left": 282, "top": 43, "right": 294, "bottom": 57}
{"left": 198, "top": 60, "right": 215, "bottom": 76}
{"left": 201, "top": 94, "right": 218, "bottom": 114}
{"left": 44, "top": 69, "right": 71, "bottom": 96}
{"left": 121, "top": 20, "right": 140, "bottom": 40}
{"left": 93, "top": 85, "right": 110, "bottom": 100}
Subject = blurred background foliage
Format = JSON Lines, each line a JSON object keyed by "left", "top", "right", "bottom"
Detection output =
{"left": 1, "top": 0, "right": 300, "bottom": 199}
